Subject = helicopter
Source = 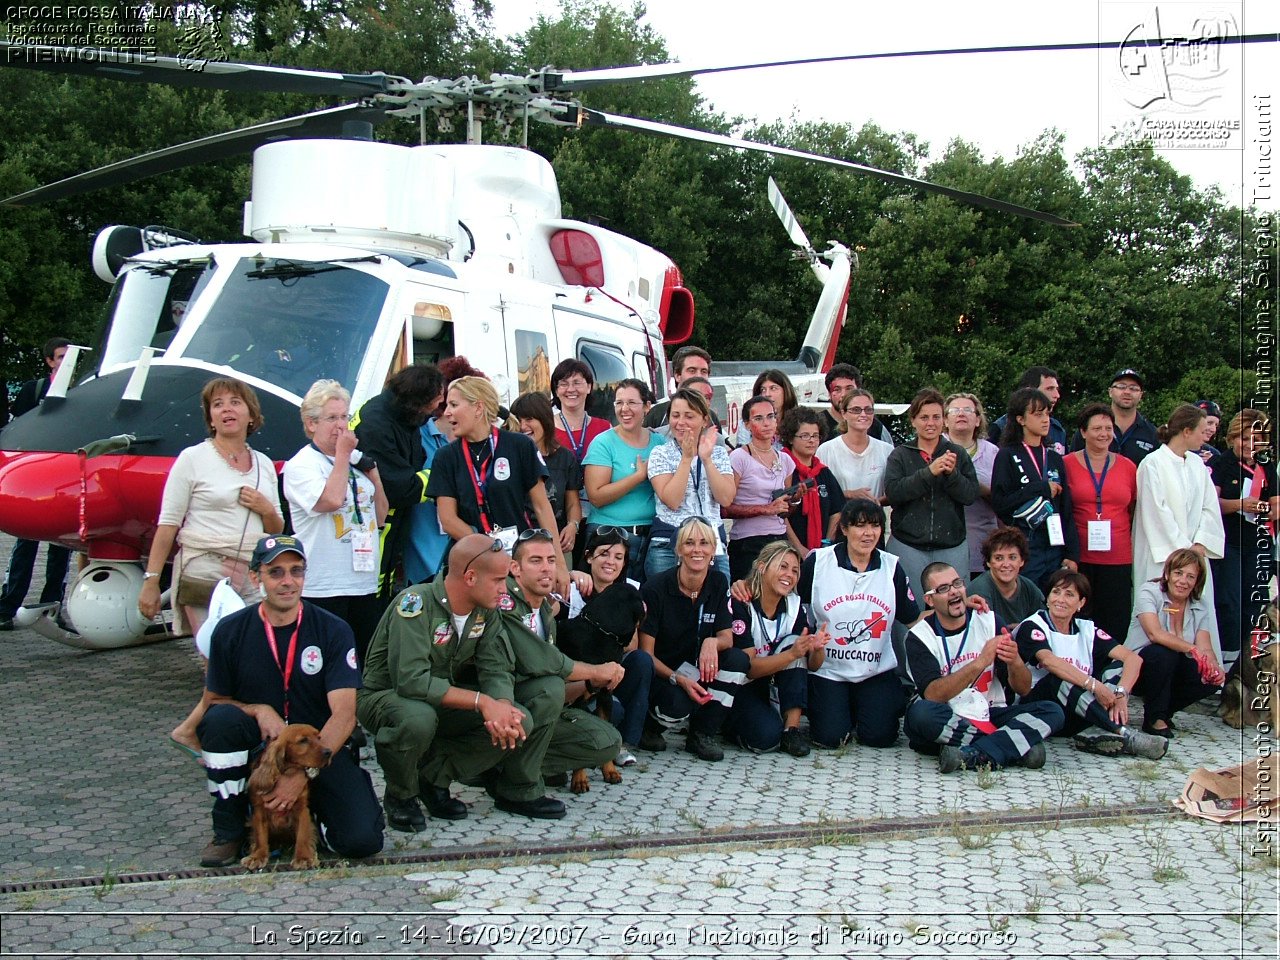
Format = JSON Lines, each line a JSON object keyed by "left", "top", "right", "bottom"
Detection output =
{"left": 0, "top": 34, "right": 1113, "bottom": 650}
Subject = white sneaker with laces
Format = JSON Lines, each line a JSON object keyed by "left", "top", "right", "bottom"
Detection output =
{"left": 617, "top": 746, "right": 638, "bottom": 767}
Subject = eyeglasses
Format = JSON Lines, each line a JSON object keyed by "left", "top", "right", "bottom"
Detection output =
{"left": 559, "top": 378, "right": 589, "bottom": 389}
{"left": 614, "top": 399, "right": 644, "bottom": 408}
{"left": 844, "top": 406, "right": 873, "bottom": 416}
{"left": 1110, "top": 383, "right": 1142, "bottom": 393}
{"left": 924, "top": 578, "right": 965, "bottom": 597}
{"left": 749, "top": 412, "right": 777, "bottom": 423}
{"left": 461, "top": 539, "right": 504, "bottom": 574}
{"left": 793, "top": 432, "right": 821, "bottom": 442}
{"left": 309, "top": 414, "right": 348, "bottom": 424}
{"left": 262, "top": 564, "right": 306, "bottom": 580}
{"left": 946, "top": 407, "right": 976, "bottom": 416}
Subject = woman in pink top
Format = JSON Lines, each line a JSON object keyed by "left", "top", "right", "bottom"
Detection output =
{"left": 724, "top": 395, "right": 796, "bottom": 580}
{"left": 1062, "top": 403, "right": 1137, "bottom": 641}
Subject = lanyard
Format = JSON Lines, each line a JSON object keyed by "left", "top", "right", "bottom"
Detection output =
{"left": 259, "top": 603, "right": 302, "bottom": 723}
{"left": 692, "top": 456, "right": 704, "bottom": 506}
{"left": 1021, "top": 443, "right": 1045, "bottom": 479}
{"left": 559, "top": 412, "right": 591, "bottom": 459}
{"left": 462, "top": 429, "right": 499, "bottom": 532}
{"left": 1083, "top": 453, "right": 1112, "bottom": 519}
{"left": 312, "top": 443, "right": 363, "bottom": 526}
{"left": 754, "top": 598, "right": 789, "bottom": 654}
{"left": 938, "top": 612, "right": 974, "bottom": 671}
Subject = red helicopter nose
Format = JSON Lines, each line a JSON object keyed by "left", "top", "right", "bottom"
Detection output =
{"left": 0, "top": 450, "right": 171, "bottom": 558}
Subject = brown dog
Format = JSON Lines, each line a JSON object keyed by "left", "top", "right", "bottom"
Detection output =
{"left": 241, "top": 724, "right": 332, "bottom": 870}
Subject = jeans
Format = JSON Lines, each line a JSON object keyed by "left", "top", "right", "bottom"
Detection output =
{"left": 610, "top": 649, "right": 655, "bottom": 745}
{"left": 0, "top": 538, "right": 71, "bottom": 618}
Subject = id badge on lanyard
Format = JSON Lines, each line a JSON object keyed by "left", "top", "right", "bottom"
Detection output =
{"left": 1046, "top": 513, "right": 1066, "bottom": 547}
{"left": 351, "top": 527, "right": 376, "bottom": 571}
{"left": 1084, "top": 454, "right": 1111, "bottom": 552}
{"left": 1087, "top": 520, "right": 1111, "bottom": 552}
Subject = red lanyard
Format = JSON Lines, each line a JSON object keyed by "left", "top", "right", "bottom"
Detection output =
{"left": 259, "top": 603, "right": 302, "bottom": 722}
{"left": 462, "top": 429, "right": 499, "bottom": 533}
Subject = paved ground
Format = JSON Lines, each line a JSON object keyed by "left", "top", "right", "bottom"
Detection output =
{"left": 0, "top": 536, "right": 1275, "bottom": 957}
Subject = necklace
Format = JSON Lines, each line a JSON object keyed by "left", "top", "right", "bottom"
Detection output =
{"left": 212, "top": 439, "right": 250, "bottom": 471}
{"left": 749, "top": 442, "right": 778, "bottom": 470}
{"left": 677, "top": 569, "right": 703, "bottom": 598}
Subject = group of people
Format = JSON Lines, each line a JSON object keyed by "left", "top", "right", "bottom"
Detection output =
{"left": 7, "top": 334, "right": 1269, "bottom": 869}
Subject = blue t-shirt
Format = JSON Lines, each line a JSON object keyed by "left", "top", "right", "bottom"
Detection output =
{"left": 582, "top": 428, "right": 665, "bottom": 526}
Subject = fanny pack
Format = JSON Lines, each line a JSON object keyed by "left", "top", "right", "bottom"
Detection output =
{"left": 1013, "top": 496, "right": 1053, "bottom": 531}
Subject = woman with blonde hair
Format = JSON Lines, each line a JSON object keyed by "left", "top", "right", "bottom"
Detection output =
{"left": 138, "top": 376, "right": 284, "bottom": 758}
{"left": 1125, "top": 548, "right": 1224, "bottom": 736}
{"left": 638, "top": 517, "right": 747, "bottom": 761}
{"left": 284, "top": 379, "right": 388, "bottom": 666}
{"left": 943, "top": 391, "right": 999, "bottom": 578}
{"left": 426, "top": 376, "right": 567, "bottom": 583}
{"left": 724, "top": 541, "right": 827, "bottom": 756}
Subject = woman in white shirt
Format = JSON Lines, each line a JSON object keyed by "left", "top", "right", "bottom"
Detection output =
{"left": 816, "top": 389, "right": 892, "bottom": 504}
{"left": 138, "top": 377, "right": 284, "bottom": 758}
{"left": 284, "top": 379, "right": 388, "bottom": 667}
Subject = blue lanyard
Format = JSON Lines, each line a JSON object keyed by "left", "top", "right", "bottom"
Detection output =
{"left": 1083, "top": 453, "right": 1112, "bottom": 519}
{"left": 938, "top": 611, "right": 973, "bottom": 670}
{"left": 754, "top": 598, "right": 789, "bottom": 654}
{"left": 559, "top": 412, "right": 590, "bottom": 459}
{"left": 311, "top": 443, "right": 363, "bottom": 525}
{"left": 692, "top": 457, "right": 704, "bottom": 505}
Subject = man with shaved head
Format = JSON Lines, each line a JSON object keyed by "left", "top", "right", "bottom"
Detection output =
{"left": 358, "top": 534, "right": 543, "bottom": 832}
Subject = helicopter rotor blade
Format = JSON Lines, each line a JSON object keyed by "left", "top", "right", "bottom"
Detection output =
{"left": 0, "top": 41, "right": 401, "bottom": 96}
{"left": 3, "top": 103, "right": 390, "bottom": 206}
{"left": 767, "top": 176, "right": 816, "bottom": 257}
{"left": 579, "top": 108, "right": 1079, "bottom": 227}
{"left": 547, "top": 32, "right": 1280, "bottom": 91}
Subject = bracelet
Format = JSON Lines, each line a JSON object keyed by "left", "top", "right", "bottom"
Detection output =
{"left": 669, "top": 673, "right": 679, "bottom": 686}
{"left": 1087, "top": 677, "right": 1095, "bottom": 692}
{"left": 473, "top": 690, "right": 482, "bottom": 713}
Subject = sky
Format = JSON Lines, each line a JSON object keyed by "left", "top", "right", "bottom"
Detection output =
{"left": 488, "top": 0, "right": 1278, "bottom": 211}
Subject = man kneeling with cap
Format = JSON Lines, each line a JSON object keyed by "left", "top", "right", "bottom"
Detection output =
{"left": 901, "top": 561, "right": 1064, "bottom": 773}
{"left": 197, "top": 536, "right": 385, "bottom": 867}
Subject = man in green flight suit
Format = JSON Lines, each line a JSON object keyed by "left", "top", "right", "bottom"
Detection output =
{"left": 499, "top": 530, "right": 624, "bottom": 788}
{"left": 357, "top": 534, "right": 560, "bottom": 831}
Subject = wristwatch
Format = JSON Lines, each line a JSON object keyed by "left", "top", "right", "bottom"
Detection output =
{"left": 1114, "top": 685, "right": 1127, "bottom": 698}
{"left": 142, "top": 571, "right": 161, "bottom": 581}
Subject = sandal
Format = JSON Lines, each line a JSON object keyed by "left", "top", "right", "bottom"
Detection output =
{"left": 169, "top": 736, "right": 205, "bottom": 765}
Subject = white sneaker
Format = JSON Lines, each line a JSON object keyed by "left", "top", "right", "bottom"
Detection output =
{"left": 617, "top": 745, "right": 638, "bottom": 767}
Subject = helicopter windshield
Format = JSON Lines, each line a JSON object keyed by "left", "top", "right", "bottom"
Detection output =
{"left": 97, "top": 259, "right": 216, "bottom": 373}
{"left": 181, "top": 257, "right": 389, "bottom": 398}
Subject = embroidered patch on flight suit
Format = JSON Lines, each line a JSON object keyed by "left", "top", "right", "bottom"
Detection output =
{"left": 432, "top": 622, "right": 452, "bottom": 645}
{"left": 398, "top": 593, "right": 424, "bottom": 618}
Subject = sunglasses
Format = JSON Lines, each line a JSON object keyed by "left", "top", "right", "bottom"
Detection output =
{"left": 590, "top": 525, "right": 633, "bottom": 543}
{"left": 461, "top": 539, "right": 504, "bottom": 574}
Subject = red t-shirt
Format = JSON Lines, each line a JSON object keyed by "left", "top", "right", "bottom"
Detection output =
{"left": 554, "top": 413, "right": 611, "bottom": 463}
{"left": 1062, "top": 452, "right": 1137, "bottom": 565}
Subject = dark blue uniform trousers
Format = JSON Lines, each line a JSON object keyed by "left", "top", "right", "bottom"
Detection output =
{"left": 905, "top": 699, "right": 1064, "bottom": 767}
{"left": 198, "top": 703, "right": 384, "bottom": 858}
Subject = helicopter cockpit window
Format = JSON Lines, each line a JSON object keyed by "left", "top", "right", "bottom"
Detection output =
{"left": 577, "top": 340, "right": 628, "bottom": 423}
{"left": 182, "top": 258, "right": 389, "bottom": 398}
{"left": 96, "top": 260, "right": 215, "bottom": 374}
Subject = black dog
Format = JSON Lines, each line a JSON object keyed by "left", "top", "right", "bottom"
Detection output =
{"left": 556, "top": 581, "right": 645, "bottom": 792}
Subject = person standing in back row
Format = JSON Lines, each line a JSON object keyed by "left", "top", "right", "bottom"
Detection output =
{"left": 0, "top": 337, "right": 73, "bottom": 631}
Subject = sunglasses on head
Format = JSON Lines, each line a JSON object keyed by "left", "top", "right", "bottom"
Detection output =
{"left": 590, "top": 525, "right": 633, "bottom": 543}
{"left": 461, "top": 538, "right": 504, "bottom": 574}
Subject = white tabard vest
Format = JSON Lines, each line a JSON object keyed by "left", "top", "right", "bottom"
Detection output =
{"left": 1023, "top": 610, "right": 1099, "bottom": 687}
{"left": 908, "top": 611, "right": 1010, "bottom": 723}
{"left": 810, "top": 547, "right": 899, "bottom": 682}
